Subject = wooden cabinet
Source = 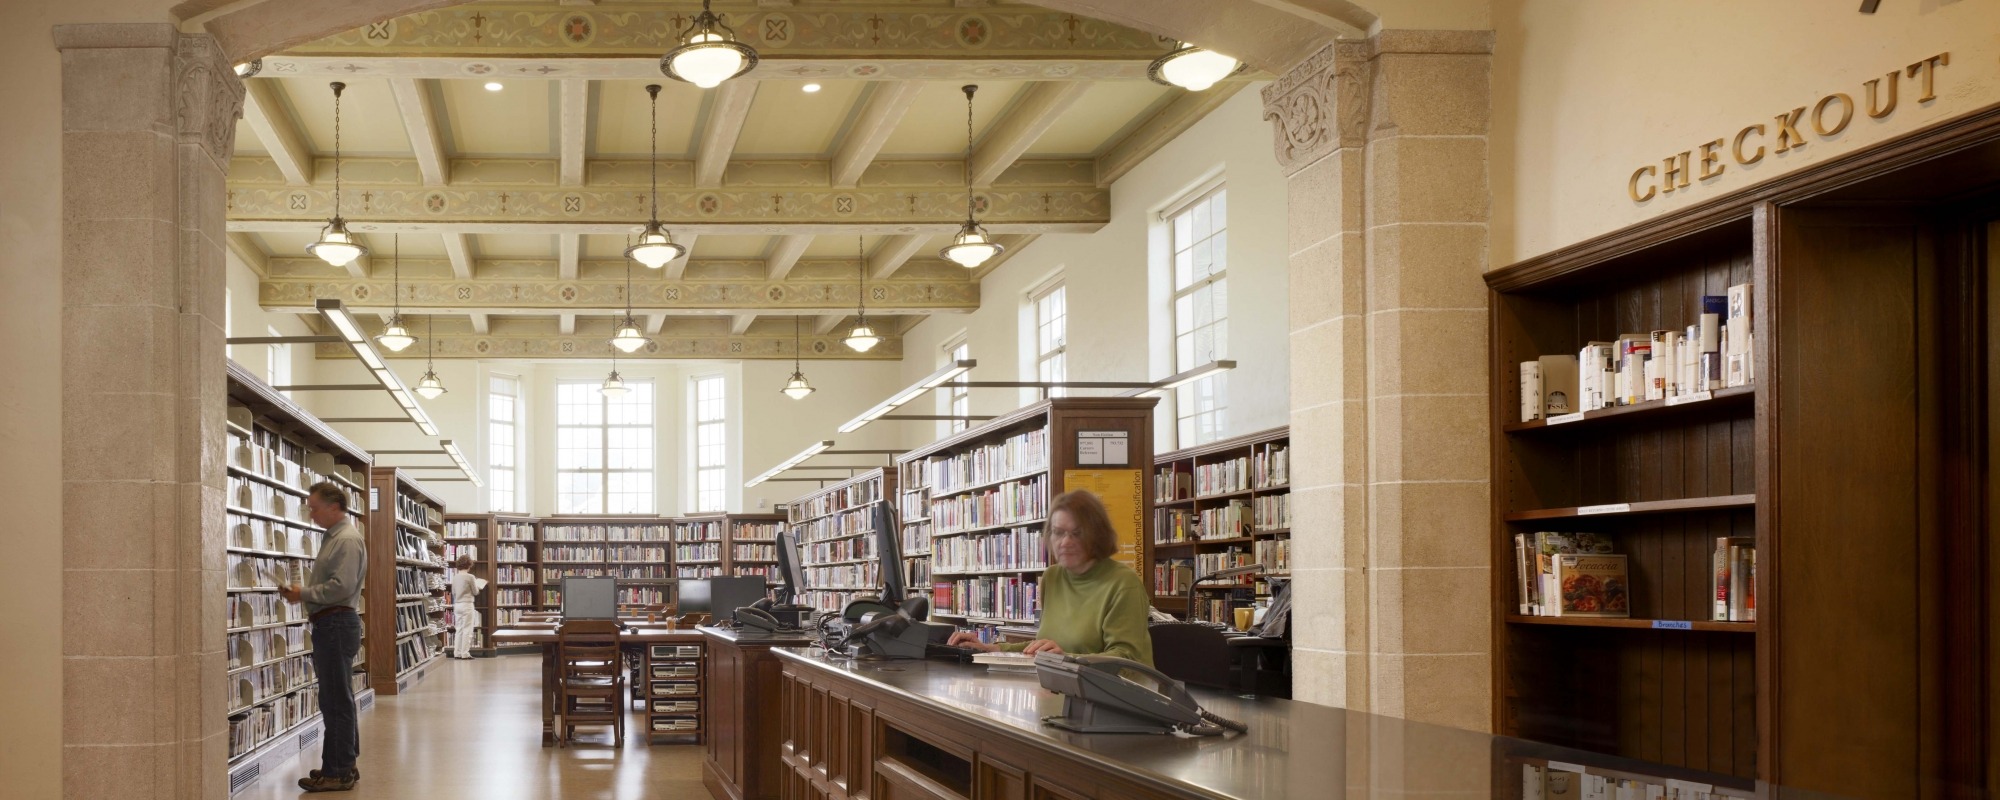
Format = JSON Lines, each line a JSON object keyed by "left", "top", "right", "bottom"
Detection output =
{"left": 704, "top": 628, "right": 817, "bottom": 800}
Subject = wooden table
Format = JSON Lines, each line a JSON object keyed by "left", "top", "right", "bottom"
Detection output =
{"left": 699, "top": 627, "right": 816, "bottom": 800}
{"left": 490, "top": 625, "right": 705, "bottom": 746}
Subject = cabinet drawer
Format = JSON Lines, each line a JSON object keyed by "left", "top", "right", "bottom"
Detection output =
{"left": 649, "top": 644, "right": 702, "bottom": 659}
{"left": 650, "top": 679, "right": 700, "bottom": 697}
{"left": 650, "top": 698, "right": 700, "bottom": 714}
{"left": 650, "top": 715, "right": 698, "bottom": 732}
{"left": 650, "top": 663, "right": 700, "bottom": 678}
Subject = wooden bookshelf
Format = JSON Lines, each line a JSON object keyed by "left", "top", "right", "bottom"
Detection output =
{"left": 1146, "top": 426, "right": 1290, "bottom": 623}
{"left": 896, "top": 397, "right": 1157, "bottom": 637}
{"left": 223, "top": 361, "right": 378, "bottom": 788}
{"left": 726, "top": 513, "right": 787, "bottom": 586}
{"left": 785, "top": 469, "right": 898, "bottom": 614}
{"left": 442, "top": 513, "right": 500, "bottom": 656}
{"left": 537, "top": 516, "right": 673, "bottom": 610}
{"left": 366, "top": 467, "right": 448, "bottom": 695}
{"left": 671, "top": 513, "right": 728, "bottom": 582}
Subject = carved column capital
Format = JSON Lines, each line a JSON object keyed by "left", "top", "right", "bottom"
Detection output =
{"left": 1261, "top": 40, "right": 1372, "bottom": 176}
{"left": 174, "top": 34, "right": 245, "bottom": 163}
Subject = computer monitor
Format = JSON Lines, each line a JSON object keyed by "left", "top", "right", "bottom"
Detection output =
{"left": 774, "top": 530, "right": 807, "bottom": 604}
{"left": 706, "top": 576, "right": 768, "bottom": 625}
{"left": 873, "top": 502, "right": 909, "bottom": 604}
{"left": 678, "top": 578, "right": 712, "bottom": 616}
{"left": 561, "top": 576, "right": 617, "bottom": 620}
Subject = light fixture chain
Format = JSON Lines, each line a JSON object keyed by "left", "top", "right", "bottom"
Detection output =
{"left": 332, "top": 82, "right": 344, "bottom": 217}
{"left": 392, "top": 233, "right": 401, "bottom": 317}
{"left": 648, "top": 85, "right": 660, "bottom": 222}
{"left": 794, "top": 315, "right": 803, "bottom": 371}
{"left": 963, "top": 85, "right": 976, "bottom": 222}
{"left": 856, "top": 234, "right": 866, "bottom": 320}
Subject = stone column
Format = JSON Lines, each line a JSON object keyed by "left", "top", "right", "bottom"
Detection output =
{"left": 1268, "top": 32, "right": 1494, "bottom": 736}
{"left": 55, "top": 24, "right": 241, "bottom": 800}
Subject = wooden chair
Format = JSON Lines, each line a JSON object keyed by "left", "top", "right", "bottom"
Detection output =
{"left": 555, "top": 620, "right": 624, "bottom": 747}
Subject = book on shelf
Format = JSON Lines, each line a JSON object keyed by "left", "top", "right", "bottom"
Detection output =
{"left": 1521, "top": 286, "right": 1756, "bottom": 420}
{"left": 1154, "top": 466, "right": 1191, "bottom": 502}
{"left": 1194, "top": 457, "right": 1249, "bottom": 496}
{"left": 1513, "top": 532, "right": 1614, "bottom": 616}
{"left": 1711, "top": 536, "right": 1756, "bottom": 622}
{"left": 1552, "top": 554, "right": 1629, "bottom": 618}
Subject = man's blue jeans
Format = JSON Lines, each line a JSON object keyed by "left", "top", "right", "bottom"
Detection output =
{"left": 309, "top": 610, "right": 362, "bottom": 777}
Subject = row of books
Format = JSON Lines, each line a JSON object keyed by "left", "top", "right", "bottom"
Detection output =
{"left": 1513, "top": 533, "right": 1626, "bottom": 617}
{"left": 899, "top": 487, "right": 930, "bottom": 520}
{"left": 614, "top": 565, "right": 669, "bottom": 580}
{"left": 674, "top": 542, "right": 721, "bottom": 562}
{"left": 393, "top": 566, "right": 430, "bottom": 597}
{"left": 678, "top": 565, "right": 723, "bottom": 579}
{"left": 1195, "top": 548, "right": 1257, "bottom": 584}
{"left": 618, "top": 587, "right": 667, "bottom": 605}
{"left": 498, "top": 521, "right": 535, "bottom": 541}
{"left": 807, "top": 562, "right": 881, "bottom": 589}
{"left": 672, "top": 521, "right": 724, "bottom": 542}
{"left": 1252, "top": 443, "right": 1291, "bottom": 489}
{"left": 1523, "top": 762, "right": 1749, "bottom": 800}
{"left": 803, "top": 534, "right": 878, "bottom": 564}
{"left": 1520, "top": 284, "right": 1754, "bottom": 421}
{"left": 915, "top": 428, "right": 1049, "bottom": 496}
{"left": 606, "top": 544, "right": 669, "bottom": 562}
{"left": 229, "top": 553, "right": 302, "bottom": 591}
{"left": 906, "top": 558, "right": 931, "bottom": 589}
{"left": 1254, "top": 537, "right": 1292, "bottom": 573}
{"left": 491, "top": 608, "right": 533, "bottom": 625}
{"left": 934, "top": 575, "right": 1041, "bottom": 622}
{"left": 495, "top": 588, "right": 537, "bottom": 606}
{"left": 935, "top": 526, "right": 1045, "bottom": 573}
{"left": 392, "top": 490, "right": 439, "bottom": 530}
{"left": 735, "top": 521, "right": 782, "bottom": 541}
{"left": 933, "top": 475, "right": 1048, "bottom": 534}
{"left": 444, "top": 543, "right": 479, "bottom": 563}
{"left": 230, "top": 516, "right": 316, "bottom": 558}
{"left": 901, "top": 522, "right": 933, "bottom": 557}
{"left": 1254, "top": 493, "right": 1290, "bottom": 531}
{"left": 230, "top": 478, "right": 313, "bottom": 527}
{"left": 496, "top": 543, "right": 532, "bottom": 562}
{"left": 445, "top": 520, "right": 480, "bottom": 540}
{"left": 544, "top": 524, "right": 667, "bottom": 542}
{"left": 734, "top": 543, "right": 776, "bottom": 562}
{"left": 736, "top": 565, "right": 778, "bottom": 583}
{"left": 543, "top": 544, "right": 609, "bottom": 562}
{"left": 1156, "top": 467, "right": 1192, "bottom": 502}
{"left": 793, "top": 507, "right": 874, "bottom": 543}
{"left": 394, "top": 527, "right": 436, "bottom": 563}
{"left": 394, "top": 602, "right": 430, "bottom": 637}
{"left": 792, "top": 479, "right": 882, "bottom": 520}
{"left": 229, "top": 624, "right": 308, "bottom": 670}
{"left": 544, "top": 566, "right": 610, "bottom": 582}
{"left": 394, "top": 633, "right": 436, "bottom": 673}
{"left": 1195, "top": 457, "right": 1251, "bottom": 496}
{"left": 1154, "top": 559, "right": 1195, "bottom": 595}
{"left": 229, "top": 592, "right": 306, "bottom": 630}
{"left": 1711, "top": 537, "right": 1756, "bottom": 622}
{"left": 231, "top": 656, "right": 315, "bottom": 718}
{"left": 227, "top": 687, "right": 318, "bottom": 760}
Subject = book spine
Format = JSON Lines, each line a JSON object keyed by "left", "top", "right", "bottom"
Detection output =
{"left": 1521, "top": 361, "right": 1543, "bottom": 422}
{"left": 1726, "top": 283, "right": 1753, "bottom": 356}
{"left": 1746, "top": 548, "right": 1756, "bottom": 622}
{"left": 1578, "top": 344, "right": 1598, "bottom": 412}
{"left": 1700, "top": 296, "right": 1725, "bottom": 389}
{"left": 1649, "top": 330, "right": 1671, "bottom": 400}
{"left": 1713, "top": 538, "right": 1730, "bottom": 621}
{"left": 1728, "top": 544, "right": 1750, "bottom": 622}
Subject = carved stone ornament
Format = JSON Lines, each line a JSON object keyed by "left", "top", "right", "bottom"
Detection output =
{"left": 174, "top": 34, "right": 246, "bottom": 161}
{"left": 1262, "top": 41, "right": 1372, "bottom": 176}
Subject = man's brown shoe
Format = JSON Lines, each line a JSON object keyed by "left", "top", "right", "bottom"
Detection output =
{"left": 298, "top": 772, "right": 355, "bottom": 792}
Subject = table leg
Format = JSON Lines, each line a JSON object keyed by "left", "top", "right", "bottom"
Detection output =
{"left": 541, "top": 643, "right": 557, "bottom": 747}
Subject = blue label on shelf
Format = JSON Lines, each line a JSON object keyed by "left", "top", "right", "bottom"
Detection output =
{"left": 1652, "top": 620, "right": 1693, "bottom": 630}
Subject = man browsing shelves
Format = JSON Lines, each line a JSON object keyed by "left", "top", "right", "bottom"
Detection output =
{"left": 279, "top": 483, "right": 366, "bottom": 792}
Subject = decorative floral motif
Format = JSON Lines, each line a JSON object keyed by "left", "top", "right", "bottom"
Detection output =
{"left": 561, "top": 14, "right": 594, "bottom": 46}
{"left": 1261, "top": 42, "right": 1370, "bottom": 176}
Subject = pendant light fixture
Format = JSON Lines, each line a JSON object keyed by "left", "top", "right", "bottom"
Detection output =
{"left": 1147, "top": 42, "right": 1242, "bottom": 92}
{"left": 601, "top": 341, "right": 629, "bottom": 398}
{"left": 660, "top": 0, "right": 759, "bottom": 89}
{"left": 843, "top": 235, "right": 880, "bottom": 353}
{"left": 939, "top": 85, "right": 1003, "bottom": 269}
{"left": 375, "top": 234, "right": 416, "bottom": 352}
{"left": 781, "top": 315, "right": 816, "bottom": 400}
{"left": 306, "top": 82, "right": 368, "bottom": 268}
{"left": 625, "top": 84, "right": 688, "bottom": 270}
{"left": 413, "top": 313, "right": 447, "bottom": 400}
{"left": 610, "top": 241, "right": 651, "bottom": 353}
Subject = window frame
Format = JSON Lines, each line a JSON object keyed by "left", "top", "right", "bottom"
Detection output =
{"left": 1165, "top": 183, "right": 1229, "bottom": 447}
{"left": 487, "top": 373, "right": 522, "bottom": 513}
{"left": 690, "top": 373, "right": 727, "bottom": 514}
{"left": 1031, "top": 280, "right": 1067, "bottom": 399}
{"left": 554, "top": 378, "right": 657, "bottom": 515}
{"left": 943, "top": 335, "right": 971, "bottom": 434}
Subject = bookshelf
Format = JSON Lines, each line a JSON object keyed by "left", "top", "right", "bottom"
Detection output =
{"left": 727, "top": 513, "right": 787, "bottom": 586}
{"left": 442, "top": 513, "right": 498, "bottom": 656}
{"left": 223, "top": 361, "right": 377, "bottom": 790}
{"left": 366, "top": 467, "right": 449, "bottom": 695}
{"left": 539, "top": 517, "right": 672, "bottom": 609}
{"left": 896, "top": 397, "right": 1158, "bottom": 640}
{"left": 491, "top": 515, "right": 540, "bottom": 627}
{"left": 785, "top": 469, "right": 898, "bottom": 614}
{"left": 671, "top": 513, "right": 728, "bottom": 582}
{"left": 1147, "top": 427, "right": 1290, "bottom": 623}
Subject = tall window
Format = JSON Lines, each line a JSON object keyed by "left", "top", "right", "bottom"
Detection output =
{"left": 266, "top": 327, "right": 290, "bottom": 399}
{"left": 1169, "top": 185, "right": 1227, "bottom": 446}
{"left": 945, "top": 338, "right": 971, "bottom": 433}
{"left": 1033, "top": 282, "right": 1066, "bottom": 398}
{"left": 488, "top": 375, "right": 521, "bottom": 512}
{"left": 556, "top": 379, "right": 655, "bottom": 514}
{"left": 691, "top": 375, "right": 726, "bottom": 513}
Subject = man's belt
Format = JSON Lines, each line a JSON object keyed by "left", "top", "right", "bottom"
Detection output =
{"left": 310, "top": 605, "right": 356, "bottom": 621}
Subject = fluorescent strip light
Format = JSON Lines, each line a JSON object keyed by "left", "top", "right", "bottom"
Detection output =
{"left": 355, "top": 346, "right": 385, "bottom": 371}
{"left": 318, "top": 299, "right": 365, "bottom": 343}
{"left": 836, "top": 360, "right": 976, "bottom": 434}
{"left": 440, "top": 439, "right": 481, "bottom": 486}
{"left": 746, "top": 440, "right": 835, "bottom": 488}
{"left": 1117, "top": 359, "right": 1239, "bottom": 397}
{"left": 318, "top": 297, "right": 444, "bottom": 440}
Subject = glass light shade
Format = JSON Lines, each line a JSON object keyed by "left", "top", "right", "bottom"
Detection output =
{"left": 600, "top": 372, "right": 630, "bottom": 397}
{"left": 940, "top": 224, "right": 1002, "bottom": 268}
{"left": 306, "top": 222, "right": 367, "bottom": 268}
{"left": 375, "top": 318, "right": 416, "bottom": 352}
{"left": 414, "top": 370, "right": 448, "bottom": 399}
{"left": 610, "top": 321, "right": 650, "bottom": 353}
{"left": 781, "top": 371, "right": 816, "bottom": 400}
{"left": 625, "top": 226, "right": 687, "bottom": 269}
{"left": 1149, "top": 44, "right": 1240, "bottom": 92}
{"left": 664, "top": 32, "right": 754, "bottom": 89}
{"left": 843, "top": 321, "right": 880, "bottom": 353}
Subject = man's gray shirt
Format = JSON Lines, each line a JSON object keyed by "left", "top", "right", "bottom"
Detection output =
{"left": 303, "top": 517, "right": 367, "bottom": 615}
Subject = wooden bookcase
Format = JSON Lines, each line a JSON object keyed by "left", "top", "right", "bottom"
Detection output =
{"left": 896, "top": 397, "right": 1158, "bottom": 638}
{"left": 785, "top": 469, "right": 898, "bottom": 615}
{"left": 365, "top": 467, "right": 448, "bottom": 695}
{"left": 223, "top": 361, "right": 376, "bottom": 789}
{"left": 441, "top": 513, "right": 499, "bottom": 656}
{"left": 538, "top": 516, "right": 673, "bottom": 610}
{"left": 1147, "top": 426, "right": 1291, "bottom": 622}
{"left": 671, "top": 513, "right": 728, "bottom": 582}
{"left": 489, "top": 515, "right": 540, "bottom": 628}
{"left": 726, "top": 513, "right": 787, "bottom": 586}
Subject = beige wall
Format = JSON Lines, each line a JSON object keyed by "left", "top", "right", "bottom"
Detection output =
{"left": 1491, "top": 0, "right": 2000, "bottom": 266}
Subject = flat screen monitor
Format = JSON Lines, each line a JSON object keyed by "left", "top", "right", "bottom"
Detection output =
{"left": 562, "top": 576, "right": 617, "bottom": 620}
{"left": 774, "top": 530, "right": 807, "bottom": 604}
{"left": 873, "top": 502, "right": 909, "bottom": 604}
{"left": 706, "top": 576, "right": 768, "bottom": 625}
{"left": 679, "top": 578, "right": 711, "bottom": 616}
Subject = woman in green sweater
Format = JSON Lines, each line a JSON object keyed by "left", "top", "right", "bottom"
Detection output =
{"left": 946, "top": 490, "right": 1154, "bottom": 666}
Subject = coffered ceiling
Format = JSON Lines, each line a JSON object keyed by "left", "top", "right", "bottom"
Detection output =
{"left": 224, "top": 0, "right": 1254, "bottom": 360}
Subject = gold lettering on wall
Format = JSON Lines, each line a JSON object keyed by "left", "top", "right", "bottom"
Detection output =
{"left": 1628, "top": 52, "right": 1949, "bottom": 203}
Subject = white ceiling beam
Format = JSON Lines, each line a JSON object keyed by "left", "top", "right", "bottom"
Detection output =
{"left": 558, "top": 313, "right": 577, "bottom": 335}
{"left": 730, "top": 314, "right": 757, "bottom": 335}
{"left": 558, "top": 78, "right": 589, "bottom": 188}
{"left": 241, "top": 80, "right": 314, "bottom": 187}
{"left": 644, "top": 313, "right": 667, "bottom": 335}
{"left": 813, "top": 315, "right": 847, "bottom": 335}
{"left": 558, "top": 233, "right": 580, "bottom": 280}
{"left": 830, "top": 81, "right": 924, "bottom": 188}
{"left": 765, "top": 234, "right": 813, "bottom": 282}
{"left": 696, "top": 80, "right": 760, "bottom": 189}
{"left": 663, "top": 233, "right": 697, "bottom": 281}
{"left": 970, "top": 82, "right": 1091, "bottom": 188}
{"left": 867, "top": 234, "right": 929, "bottom": 281}
{"left": 469, "top": 312, "right": 490, "bottom": 334}
{"left": 386, "top": 78, "right": 450, "bottom": 187}
{"left": 441, "top": 232, "right": 474, "bottom": 279}
{"left": 225, "top": 233, "right": 269, "bottom": 278}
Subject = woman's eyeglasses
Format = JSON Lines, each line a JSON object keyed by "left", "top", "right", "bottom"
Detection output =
{"left": 1048, "top": 526, "right": 1081, "bottom": 539}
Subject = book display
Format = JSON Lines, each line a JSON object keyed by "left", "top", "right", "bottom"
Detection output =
{"left": 727, "top": 514, "right": 787, "bottom": 586}
{"left": 785, "top": 470, "right": 898, "bottom": 614}
{"left": 1147, "top": 427, "right": 1290, "bottom": 623}
{"left": 224, "top": 362, "right": 378, "bottom": 791}
{"left": 366, "top": 468, "right": 449, "bottom": 695}
{"left": 896, "top": 397, "right": 1157, "bottom": 640}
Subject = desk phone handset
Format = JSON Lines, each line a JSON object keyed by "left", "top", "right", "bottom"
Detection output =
{"left": 733, "top": 597, "right": 809, "bottom": 632}
{"left": 1034, "top": 652, "right": 1248, "bottom": 737}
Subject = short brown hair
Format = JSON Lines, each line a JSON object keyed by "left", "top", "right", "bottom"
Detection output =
{"left": 454, "top": 554, "right": 474, "bottom": 570}
{"left": 1050, "top": 490, "right": 1119, "bottom": 561}
{"left": 307, "top": 482, "right": 348, "bottom": 512}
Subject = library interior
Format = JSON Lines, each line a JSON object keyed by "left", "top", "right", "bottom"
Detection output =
{"left": 6, "top": 1, "right": 2000, "bottom": 797}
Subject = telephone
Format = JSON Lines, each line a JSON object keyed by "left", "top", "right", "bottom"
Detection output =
{"left": 1034, "top": 652, "right": 1248, "bottom": 737}
{"left": 733, "top": 606, "right": 785, "bottom": 632}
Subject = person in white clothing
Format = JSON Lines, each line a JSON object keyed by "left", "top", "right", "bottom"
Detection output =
{"left": 449, "top": 555, "right": 484, "bottom": 659}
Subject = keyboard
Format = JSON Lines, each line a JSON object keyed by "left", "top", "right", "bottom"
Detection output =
{"left": 925, "top": 644, "right": 979, "bottom": 662}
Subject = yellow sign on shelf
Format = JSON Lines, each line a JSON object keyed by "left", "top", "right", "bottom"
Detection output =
{"left": 1062, "top": 469, "right": 1145, "bottom": 573}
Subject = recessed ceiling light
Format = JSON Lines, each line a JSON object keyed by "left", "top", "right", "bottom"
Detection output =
{"left": 802, "top": 83, "right": 821, "bottom": 93}
{"left": 484, "top": 81, "right": 503, "bottom": 92}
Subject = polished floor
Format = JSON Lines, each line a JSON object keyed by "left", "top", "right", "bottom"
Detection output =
{"left": 236, "top": 654, "right": 706, "bottom": 799}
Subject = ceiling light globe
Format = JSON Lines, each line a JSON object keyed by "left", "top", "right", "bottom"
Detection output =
{"left": 600, "top": 372, "right": 630, "bottom": 398}
{"left": 1151, "top": 45, "right": 1240, "bottom": 92}
{"left": 306, "top": 224, "right": 367, "bottom": 268}
{"left": 802, "top": 83, "right": 822, "bottom": 93}
{"left": 781, "top": 372, "right": 816, "bottom": 400}
{"left": 375, "top": 319, "right": 416, "bottom": 352}
{"left": 484, "top": 81, "right": 503, "bottom": 92}
{"left": 667, "top": 33, "right": 750, "bottom": 89}
{"left": 940, "top": 226, "right": 1002, "bottom": 268}
{"left": 843, "top": 322, "right": 880, "bottom": 353}
{"left": 610, "top": 323, "right": 650, "bottom": 353}
{"left": 626, "top": 228, "right": 687, "bottom": 269}
{"left": 414, "top": 371, "right": 448, "bottom": 399}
